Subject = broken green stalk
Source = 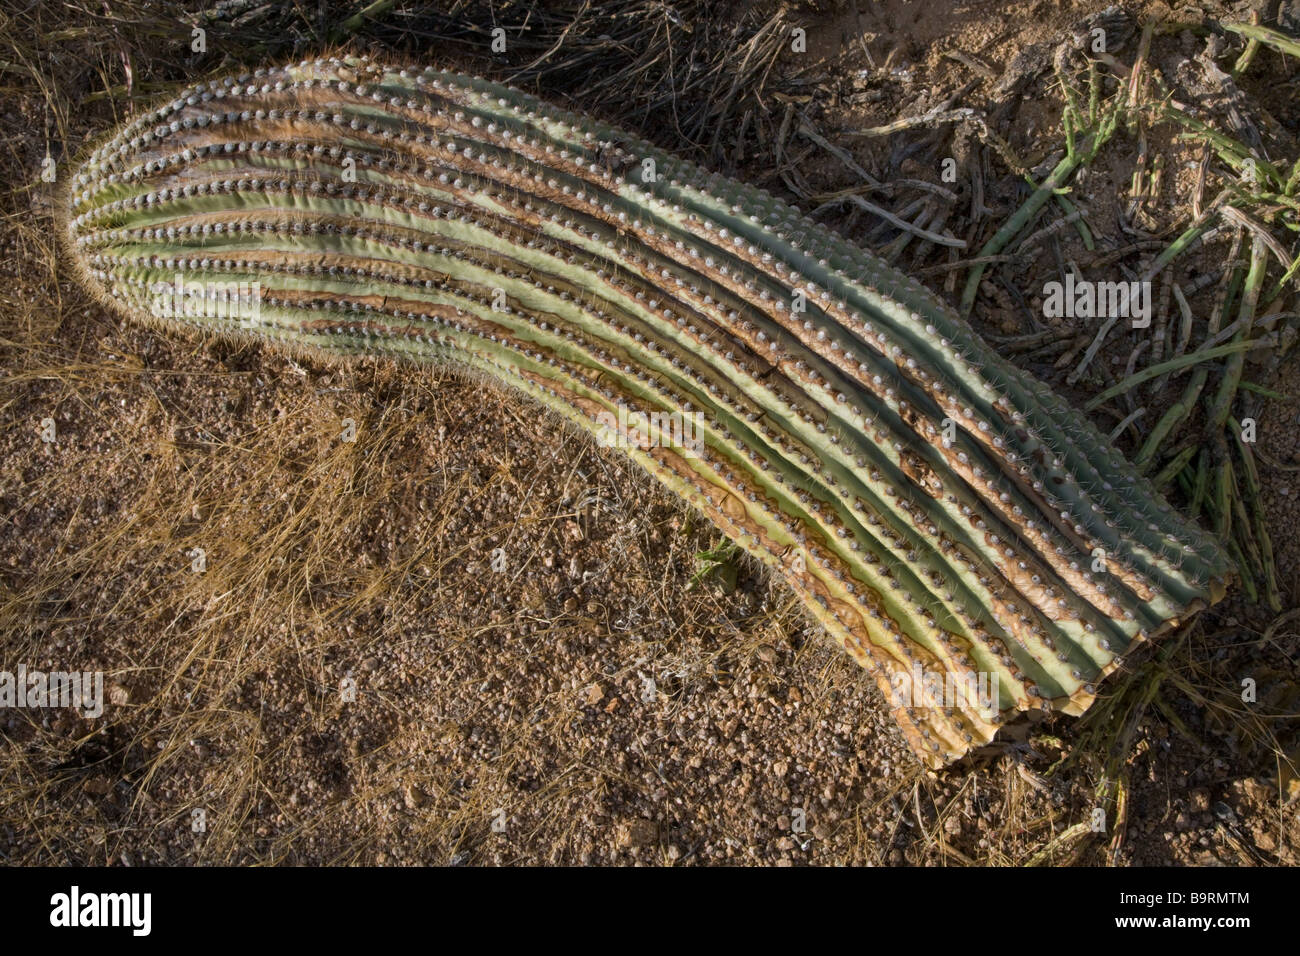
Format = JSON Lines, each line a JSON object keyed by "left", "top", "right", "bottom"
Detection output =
{"left": 61, "top": 56, "right": 1230, "bottom": 767}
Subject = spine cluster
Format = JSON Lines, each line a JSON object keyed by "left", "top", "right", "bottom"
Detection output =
{"left": 62, "top": 55, "right": 1229, "bottom": 766}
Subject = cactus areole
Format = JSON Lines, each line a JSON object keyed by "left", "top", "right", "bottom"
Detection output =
{"left": 61, "top": 56, "right": 1230, "bottom": 768}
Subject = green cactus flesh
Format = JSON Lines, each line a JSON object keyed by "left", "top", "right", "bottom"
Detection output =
{"left": 61, "top": 56, "right": 1230, "bottom": 767}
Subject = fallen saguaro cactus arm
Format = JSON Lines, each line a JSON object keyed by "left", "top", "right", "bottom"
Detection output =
{"left": 60, "top": 55, "right": 1230, "bottom": 767}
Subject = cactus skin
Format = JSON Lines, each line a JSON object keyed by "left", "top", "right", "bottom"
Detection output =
{"left": 61, "top": 55, "right": 1229, "bottom": 767}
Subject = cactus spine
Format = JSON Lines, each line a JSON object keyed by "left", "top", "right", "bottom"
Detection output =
{"left": 61, "top": 55, "right": 1229, "bottom": 767}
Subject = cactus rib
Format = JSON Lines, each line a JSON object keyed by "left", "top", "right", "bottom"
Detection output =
{"left": 60, "top": 56, "right": 1230, "bottom": 767}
